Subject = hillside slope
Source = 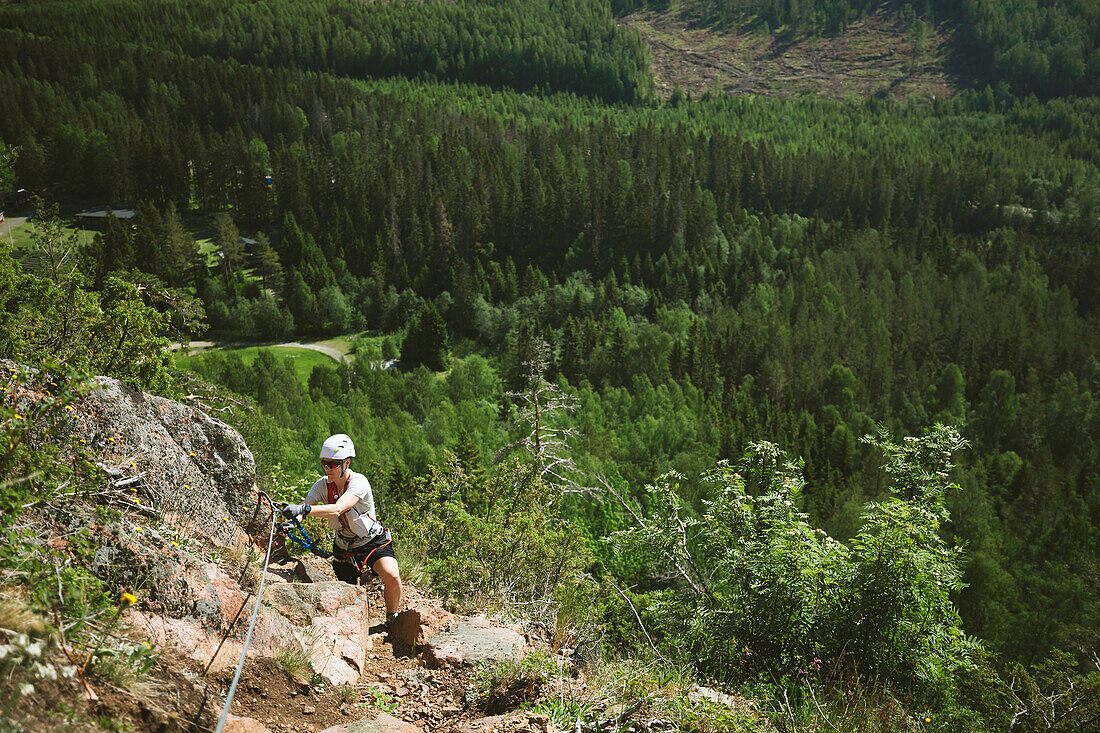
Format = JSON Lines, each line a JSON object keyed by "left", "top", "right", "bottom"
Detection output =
{"left": 619, "top": 7, "right": 966, "bottom": 100}
{"left": 0, "top": 361, "right": 753, "bottom": 733}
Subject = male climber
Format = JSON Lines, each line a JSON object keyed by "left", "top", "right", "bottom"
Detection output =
{"left": 281, "top": 434, "right": 403, "bottom": 628}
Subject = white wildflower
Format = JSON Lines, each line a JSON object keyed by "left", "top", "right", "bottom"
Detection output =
{"left": 60, "top": 665, "right": 77, "bottom": 678}
{"left": 33, "top": 661, "right": 57, "bottom": 680}
{"left": 24, "top": 641, "right": 43, "bottom": 658}
{"left": 0, "top": 644, "right": 13, "bottom": 659}
{"left": 17, "top": 683, "right": 34, "bottom": 696}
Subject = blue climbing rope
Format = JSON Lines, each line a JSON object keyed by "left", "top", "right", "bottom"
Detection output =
{"left": 277, "top": 516, "right": 333, "bottom": 559}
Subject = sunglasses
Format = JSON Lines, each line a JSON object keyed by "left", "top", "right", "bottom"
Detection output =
{"left": 321, "top": 459, "right": 344, "bottom": 469}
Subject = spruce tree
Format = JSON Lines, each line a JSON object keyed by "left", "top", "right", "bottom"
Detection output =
{"left": 212, "top": 211, "right": 243, "bottom": 290}
{"left": 252, "top": 232, "right": 284, "bottom": 290}
{"left": 399, "top": 302, "right": 450, "bottom": 371}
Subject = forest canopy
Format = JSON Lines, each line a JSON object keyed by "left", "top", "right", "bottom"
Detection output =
{"left": 2, "top": 0, "right": 1099, "bottom": 726}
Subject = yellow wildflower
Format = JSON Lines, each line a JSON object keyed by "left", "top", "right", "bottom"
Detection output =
{"left": 120, "top": 592, "right": 137, "bottom": 608}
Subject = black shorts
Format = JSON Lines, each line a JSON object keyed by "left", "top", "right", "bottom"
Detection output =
{"left": 332, "top": 531, "right": 395, "bottom": 585}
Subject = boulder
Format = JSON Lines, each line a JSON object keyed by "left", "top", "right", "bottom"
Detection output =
{"left": 306, "top": 608, "right": 369, "bottom": 686}
{"left": 128, "top": 597, "right": 301, "bottom": 673}
{"left": 320, "top": 711, "right": 422, "bottom": 733}
{"left": 423, "top": 617, "right": 525, "bottom": 669}
{"left": 265, "top": 581, "right": 372, "bottom": 686}
{"left": 8, "top": 357, "right": 260, "bottom": 544}
{"left": 265, "top": 582, "right": 365, "bottom": 626}
{"left": 391, "top": 607, "right": 455, "bottom": 647}
{"left": 129, "top": 612, "right": 244, "bottom": 671}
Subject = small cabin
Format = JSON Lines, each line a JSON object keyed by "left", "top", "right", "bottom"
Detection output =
{"left": 75, "top": 206, "right": 137, "bottom": 230}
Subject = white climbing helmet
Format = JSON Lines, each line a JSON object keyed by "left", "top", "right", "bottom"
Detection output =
{"left": 320, "top": 434, "right": 355, "bottom": 460}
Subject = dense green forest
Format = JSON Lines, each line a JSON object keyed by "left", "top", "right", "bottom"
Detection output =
{"left": 3, "top": 0, "right": 1100, "bottom": 727}
{"left": 1, "top": 0, "right": 651, "bottom": 103}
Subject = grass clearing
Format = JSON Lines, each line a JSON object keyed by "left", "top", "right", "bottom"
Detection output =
{"left": 194, "top": 228, "right": 220, "bottom": 268}
{"left": 4, "top": 218, "right": 89, "bottom": 253}
{"left": 195, "top": 228, "right": 264, "bottom": 284}
{"left": 175, "top": 344, "right": 335, "bottom": 384}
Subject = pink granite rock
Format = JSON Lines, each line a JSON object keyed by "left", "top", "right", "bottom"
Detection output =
{"left": 17, "top": 358, "right": 260, "bottom": 544}
{"left": 265, "top": 581, "right": 372, "bottom": 685}
{"left": 222, "top": 714, "right": 272, "bottom": 733}
{"left": 390, "top": 607, "right": 455, "bottom": 647}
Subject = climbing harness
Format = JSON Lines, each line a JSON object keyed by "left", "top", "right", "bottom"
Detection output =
{"left": 336, "top": 530, "right": 393, "bottom": 575}
{"left": 213, "top": 492, "right": 278, "bottom": 733}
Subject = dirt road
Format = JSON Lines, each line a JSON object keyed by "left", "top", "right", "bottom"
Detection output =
{"left": 0, "top": 214, "right": 28, "bottom": 239}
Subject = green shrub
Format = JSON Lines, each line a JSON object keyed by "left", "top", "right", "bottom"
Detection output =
{"left": 390, "top": 458, "right": 590, "bottom": 614}
{"left": 477, "top": 650, "right": 562, "bottom": 714}
{"left": 89, "top": 642, "right": 157, "bottom": 690}
{"left": 0, "top": 239, "right": 175, "bottom": 395}
{"left": 610, "top": 425, "right": 978, "bottom": 696}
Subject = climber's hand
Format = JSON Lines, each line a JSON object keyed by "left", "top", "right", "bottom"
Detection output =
{"left": 281, "top": 503, "right": 310, "bottom": 519}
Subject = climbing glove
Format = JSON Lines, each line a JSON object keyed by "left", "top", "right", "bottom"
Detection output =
{"left": 281, "top": 503, "right": 311, "bottom": 519}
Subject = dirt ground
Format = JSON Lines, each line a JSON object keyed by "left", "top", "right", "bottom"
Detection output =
{"left": 9, "top": 548, "right": 499, "bottom": 733}
{"left": 619, "top": 7, "right": 968, "bottom": 101}
{"left": 211, "top": 557, "right": 485, "bottom": 733}
{"left": 12, "top": 591, "right": 488, "bottom": 733}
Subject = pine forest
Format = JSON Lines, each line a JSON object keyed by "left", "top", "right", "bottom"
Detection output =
{"left": 1, "top": 0, "right": 1099, "bottom": 729}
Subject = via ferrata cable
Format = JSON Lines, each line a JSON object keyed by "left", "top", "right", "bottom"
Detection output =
{"left": 213, "top": 494, "right": 278, "bottom": 733}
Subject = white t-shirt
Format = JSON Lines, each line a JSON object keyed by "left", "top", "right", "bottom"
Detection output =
{"left": 304, "top": 469, "right": 383, "bottom": 543}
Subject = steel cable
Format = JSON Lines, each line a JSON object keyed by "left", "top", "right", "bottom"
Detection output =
{"left": 213, "top": 496, "right": 279, "bottom": 733}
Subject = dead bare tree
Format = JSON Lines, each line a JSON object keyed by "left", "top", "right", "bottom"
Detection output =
{"left": 498, "top": 337, "right": 595, "bottom": 498}
{"left": 1004, "top": 651, "right": 1100, "bottom": 731}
